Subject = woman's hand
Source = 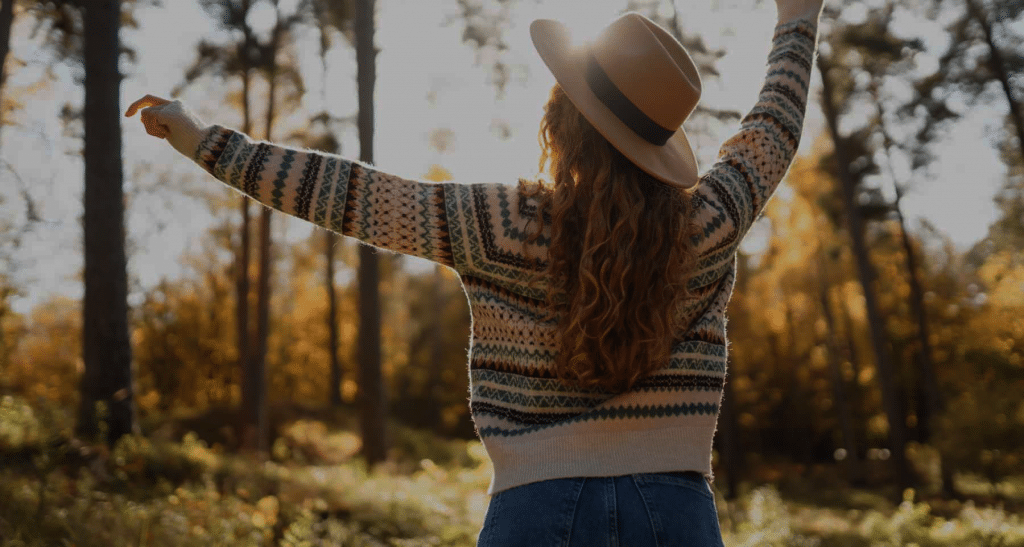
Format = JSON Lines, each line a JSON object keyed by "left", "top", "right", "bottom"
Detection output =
{"left": 774, "top": 0, "right": 824, "bottom": 24}
{"left": 126, "top": 94, "right": 210, "bottom": 158}
{"left": 126, "top": 94, "right": 173, "bottom": 137}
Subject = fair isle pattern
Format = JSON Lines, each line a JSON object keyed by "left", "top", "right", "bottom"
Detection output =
{"left": 188, "top": 17, "right": 818, "bottom": 495}
{"left": 271, "top": 150, "right": 297, "bottom": 210}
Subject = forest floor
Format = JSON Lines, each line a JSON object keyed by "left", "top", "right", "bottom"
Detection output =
{"left": 1, "top": 397, "right": 1023, "bottom": 547}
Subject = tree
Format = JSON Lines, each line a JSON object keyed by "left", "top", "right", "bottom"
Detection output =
{"left": 816, "top": 245, "right": 862, "bottom": 483}
{"left": 16, "top": 0, "right": 154, "bottom": 442}
{"left": 247, "top": 0, "right": 281, "bottom": 458}
{"left": 294, "top": 0, "right": 356, "bottom": 413}
{"left": 961, "top": 0, "right": 1024, "bottom": 162}
{"left": 927, "top": 0, "right": 1024, "bottom": 263}
{"left": 325, "top": 230, "right": 343, "bottom": 405}
{"left": 817, "top": 43, "right": 912, "bottom": 488}
{"left": 842, "top": 0, "right": 975, "bottom": 494}
{"left": 78, "top": 0, "right": 136, "bottom": 444}
{"left": 298, "top": 3, "right": 354, "bottom": 407}
{"left": 238, "top": 0, "right": 309, "bottom": 455}
{"left": 717, "top": 251, "right": 750, "bottom": 500}
{"left": 179, "top": 0, "right": 261, "bottom": 452}
{"left": 0, "top": 0, "right": 16, "bottom": 150}
{"left": 917, "top": 0, "right": 1022, "bottom": 262}
{"left": 353, "top": 0, "right": 387, "bottom": 466}
{"left": 179, "top": 0, "right": 308, "bottom": 455}
{"left": 871, "top": 88, "right": 943, "bottom": 437}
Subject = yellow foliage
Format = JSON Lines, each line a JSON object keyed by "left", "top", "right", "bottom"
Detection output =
{"left": 423, "top": 164, "right": 454, "bottom": 183}
{"left": 7, "top": 295, "right": 81, "bottom": 406}
{"left": 978, "top": 251, "right": 1024, "bottom": 308}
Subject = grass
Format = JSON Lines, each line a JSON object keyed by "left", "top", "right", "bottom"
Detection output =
{"left": 1, "top": 395, "right": 1023, "bottom": 546}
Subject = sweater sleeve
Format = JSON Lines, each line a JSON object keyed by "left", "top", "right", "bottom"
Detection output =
{"left": 691, "top": 16, "right": 818, "bottom": 260}
{"left": 190, "top": 128, "right": 458, "bottom": 269}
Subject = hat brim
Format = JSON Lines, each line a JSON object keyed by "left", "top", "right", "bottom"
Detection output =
{"left": 530, "top": 18, "right": 699, "bottom": 189}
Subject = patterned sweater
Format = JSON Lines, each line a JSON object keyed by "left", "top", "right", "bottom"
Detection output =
{"left": 185, "top": 17, "right": 818, "bottom": 494}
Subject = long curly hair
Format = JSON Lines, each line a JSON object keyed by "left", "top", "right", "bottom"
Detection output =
{"left": 520, "top": 84, "right": 700, "bottom": 394}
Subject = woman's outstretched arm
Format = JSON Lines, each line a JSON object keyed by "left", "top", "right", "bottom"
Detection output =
{"left": 127, "top": 98, "right": 460, "bottom": 269}
{"left": 691, "top": 3, "right": 822, "bottom": 261}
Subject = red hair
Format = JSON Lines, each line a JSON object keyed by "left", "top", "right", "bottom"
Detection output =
{"left": 520, "top": 84, "right": 699, "bottom": 393}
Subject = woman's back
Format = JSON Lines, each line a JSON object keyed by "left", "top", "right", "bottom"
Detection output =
{"left": 446, "top": 14, "right": 821, "bottom": 497}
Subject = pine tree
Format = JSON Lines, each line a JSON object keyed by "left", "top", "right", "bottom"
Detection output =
{"left": 353, "top": 0, "right": 388, "bottom": 467}
{"left": 79, "top": 0, "right": 137, "bottom": 444}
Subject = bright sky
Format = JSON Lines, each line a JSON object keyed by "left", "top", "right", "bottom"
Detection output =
{"left": 0, "top": 0, "right": 1010, "bottom": 315}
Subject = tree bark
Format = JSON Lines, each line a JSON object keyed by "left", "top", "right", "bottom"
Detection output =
{"left": 888, "top": 170, "right": 942, "bottom": 441}
{"left": 235, "top": 0, "right": 256, "bottom": 454}
{"left": 425, "top": 264, "right": 446, "bottom": 430}
{"left": 78, "top": 0, "right": 136, "bottom": 445}
{"left": 0, "top": 0, "right": 15, "bottom": 153}
{"left": 964, "top": 0, "right": 1024, "bottom": 163}
{"left": 816, "top": 252, "right": 862, "bottom": 483}
{"left": 355, "top": 0, "right": 388, "bottom": 466}
{"left": 236, "top": 58, "right": 253, "bottom": 451}
{"left": 818, "top": 51, "right": 911, "bottom": 488}
{"left": 784, "top": 303, "right": 814, "bottom": 464}
{"left": 0, "top": 0, "right": 12, "bottom": 89}
{"left": 245, "top": 205, "right": 270, "bottom": 456}
{"left": 717, "top": 252, "right": 749, "bottom": 500}
{"left": 873, "top": 88, "right": 954, "bottom": 496}
{"left": 871, "top": 85, "right": 943, "bottom": 443}
{"left": 326, "top": 230, "right": 342, "bottom": 406}
{"left": 244, "top": 5, "right": 283, "bottom": 458}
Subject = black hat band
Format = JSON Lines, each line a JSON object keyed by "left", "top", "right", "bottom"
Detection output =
{"left": 585, "top": 53, "right": 675, "bottom": 146}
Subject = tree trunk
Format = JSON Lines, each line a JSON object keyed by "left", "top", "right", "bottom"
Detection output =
{"left": 245, "top": 206, "right": 270, "bottom": 456}
{"left": 311, "top": 0, "right": 344, "bottom": 409}
{"left": 425, "top": 264, "right": 446, "bottom": 430}
{"left": 78, "top": 0, "right": 136, "bottom": 445}
{"left": 326, "top": 230, "right": 342, "bottom": 406}
{"left": 874, "top": 85, "right": 955, "bottom": 495}
{"left": 235, "top": 1, "right": 257, "bottom": 453}
{"left": 355, "top": 0, "right": 388, "bottom": 466}
{"left": 0, "top": 0, "right": 12, "bottom": 88}
{"left": 818, "top": 51, "right": 911, "bottom": 489}
{"left": 718, "top": 366, "right": 741, "bottom": 499}
{"left": 871, "top": 87, "right": 943, "bottom": 444}
{"left": 816, "top": 253, "right": 863, "bottom": 483}
{"left": 965, "top": 0, "right": 1024, "bottom": 163}
{"left": 717, "top": 252, "right": 749, "bottom": 500}
{"left": 894, "top": 188, "right": 941, "bottom": 430}
{"left": 236, "top": 59, "right": 253, "bottom": 450}
{"left": 895, "top": 167, "right": 955, "bottom": 496}
{"left": 0, "top": 0, "right": 15, "bottom": 153}
{"left": 245, "top": 9, "right": 282, "bottom": 457}
{"left": 784, "top": 304, "right": 814, "bottom": 464}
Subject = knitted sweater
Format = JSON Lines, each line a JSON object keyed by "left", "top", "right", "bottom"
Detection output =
{"left": 185, "top": 17, "right": 818, "bottom": 495}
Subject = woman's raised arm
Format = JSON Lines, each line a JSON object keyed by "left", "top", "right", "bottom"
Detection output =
{"left": 690, "top": 5, "right": 821, "bottom": 262}
{"left": 127, "top": 98, "right": 462, "bottom": 270}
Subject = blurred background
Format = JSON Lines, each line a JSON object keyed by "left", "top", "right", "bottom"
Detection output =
{"left": 0, "top": 0, "right": 1022, "bottom": 545}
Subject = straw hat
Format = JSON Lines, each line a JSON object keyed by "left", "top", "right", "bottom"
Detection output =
{"left": 530, "top": 12, "right": 702, "bottom": 188}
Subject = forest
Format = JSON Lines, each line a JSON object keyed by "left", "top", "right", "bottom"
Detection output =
{"left": 0, "top": 0, "right": 1022, "bottom": 545}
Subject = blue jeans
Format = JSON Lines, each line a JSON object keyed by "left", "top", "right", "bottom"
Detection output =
{"left": 477, "top": 472, "right": 725, "bottom": 547}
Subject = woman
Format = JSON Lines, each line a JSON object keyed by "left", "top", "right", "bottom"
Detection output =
{"left": 128, "top": 0, "right": 821, "bottom": 544}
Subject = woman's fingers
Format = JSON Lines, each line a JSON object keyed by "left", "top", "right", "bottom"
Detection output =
{"left": 140, "top": 109, "right": 170, "bottom": 138}
{"left": 127, "top": 94, "right": 173, "bottom": 139}
{"left": 125, "top": 94, "right": 171, "bottom": 117}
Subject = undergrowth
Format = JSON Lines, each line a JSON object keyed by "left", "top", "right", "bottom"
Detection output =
{"left": 1, "top": 395, "right": 1023, "bottom": 546}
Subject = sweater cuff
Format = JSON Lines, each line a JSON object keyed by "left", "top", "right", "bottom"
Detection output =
{"left": 192, "top": 125, "right": 238, "bottom": 178}
{"left": 777, "top": 7, "right": 822, "bottom": 27}
{"left": 157, "top": 100, "right": 211, "bottom": 160}
{"left": 773, "top": 13, "right": 819, "bottom": 41}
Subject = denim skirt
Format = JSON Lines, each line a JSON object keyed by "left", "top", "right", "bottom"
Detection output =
{"left": 476, "top": 471, "right": 725, "bottom": 547}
